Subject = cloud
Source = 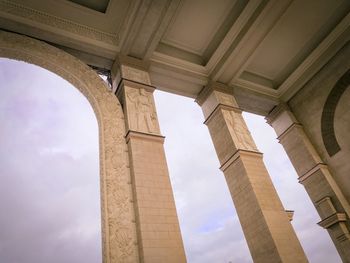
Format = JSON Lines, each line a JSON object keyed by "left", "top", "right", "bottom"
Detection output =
{"left": 0, "top": 58, "right": 341, "bottom": 263}
{"left": 154, "top": 90, "right": 341, "bottom": 263}
{"left": 0, "top": 59, "right": 101, "bottom": 263}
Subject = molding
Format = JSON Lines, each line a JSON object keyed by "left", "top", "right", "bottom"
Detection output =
{"left": 143, "top": 0, "right": 181, "bottom": 60}
{"left": 205, "top": 0, "right": 262, "bottom": 75}
{"left": 226, "top": 0, "right": 293, "bottom": 85}
{"left": 232, "top": 77, "right": 279, "bottom": 98}
{"left": 149, "top": 51, "right": 208, "bottom": 97}
{"left": 125, "top": 130, "right": 165, "bottom": 143}
{"left": 0, "top": 0, "right": 119, "bottom": 45}
{"left": 298, "top": 163, "right": 327, "bottom": 184}
{"left": 195, "top": 81, "right": 233, "bottom": 106}
{"left": 117, "top": 0, "right": 141, "bottom": 49}
{"left": 210, "top": 0, "right": 292, "bottom": 81}
{"left": 151, "top": 51, "right": 208, "bottom": 77}
{"left": 277, "top": 123, "right": 302, "bottom": 142}
{"left": 265, "top": 103, "right": 290, "bottom": 125}
{"left": 115, "top": 79, "right": 155, "bottom": 97}
{"left": 203, "top": 103, "right": 241, "bottom": 126}
{"left": 220, "top": 149, "right": 263, "bottom": 172}
{"left": 120, "top": 0, "right": 180, "bottom": 59}
{"left": 318, "top": 213, "right": 347, "bottom": 229}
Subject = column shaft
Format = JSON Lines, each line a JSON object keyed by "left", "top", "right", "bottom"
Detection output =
{"left": 197, "top": 84, "right": 308, "bottom": 263}
{"left": 267, "top": 104, "right": 350, "bottom": 262}
{"left": 114, "top": 61, "right": 186, "bottom": 263}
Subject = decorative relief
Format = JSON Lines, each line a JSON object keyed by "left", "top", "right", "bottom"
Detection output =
{"left": 0, "top": 0, "right": 119, "bottom": 45}
{"left": 125, "top": 87, "right": 160, "bottom": 134}
{"left": 223, "top": 110, "right": 257, "bottom": 151}
{"left": 0, "top": 30, "right": 138, "bottom": 262}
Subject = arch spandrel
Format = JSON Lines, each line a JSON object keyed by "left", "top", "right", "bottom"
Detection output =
{"left": 0, "top": 30, "right": 139, "bottom": 263}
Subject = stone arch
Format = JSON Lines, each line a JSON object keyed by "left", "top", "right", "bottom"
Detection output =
{"left": 0, "top": 30, "right": 139, "bottom": 263}
{"left": 321, "top": 69, "right": 350, "bottom": 157}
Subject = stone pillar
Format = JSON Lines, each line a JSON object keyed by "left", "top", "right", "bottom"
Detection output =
{"left": 196, "top": 83, "right": 308, "bottom": 263}
{"left": 267, "top": 103, "right": 350, "bottom": 262}
{"left": 112, "top": 60, "right": 186, "bottom": 263}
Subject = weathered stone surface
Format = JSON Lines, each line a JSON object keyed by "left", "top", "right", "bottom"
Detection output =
{"left": 198, "top": 83, "right": 308, "bottom": 263}
{"left": 267, "top": 104, "right": 350, "bottom": 262}
{"left": 0, "top": 30, "right": 139, "bottom": 263}
{"left": 115, "top": 63, "right": 187, "bottom": 263}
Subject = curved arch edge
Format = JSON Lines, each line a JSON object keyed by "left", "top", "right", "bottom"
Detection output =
{"left": 321, "top": 69, "right": 350, "bottom": 157}
{"left": 0, "top": 30, "right": 139, "bottom": 263}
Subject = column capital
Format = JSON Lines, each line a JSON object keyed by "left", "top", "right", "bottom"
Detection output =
{"left": 265, "top": 103, "right": 299, "bottom": 137}
{"left": 125, "top": 130, "right": 165, "bottom": 144}
{"left": 111, "top": 55, "right": 153, "bottom": 93}
{"left": 196, "top": 81, "right": 234, "bottom": 105}
{"left": 112, "top": 58, "right": 161, "bottom": 136}
{"left": 196, "top": 81, "right": 240, "bottom": 119}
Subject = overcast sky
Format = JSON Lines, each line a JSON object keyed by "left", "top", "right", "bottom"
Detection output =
{"left": 0, "top": 58, "right": 341, "bottom": 262}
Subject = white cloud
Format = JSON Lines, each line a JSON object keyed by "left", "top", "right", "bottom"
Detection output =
{"left": 154, "top": 90, "right": 341, "bottom": 263}
{"left": 0, "top": 58, "right": 341, "bottom": 263}
{"left": 0, "top": 59, "right": 101, "bottom": 263}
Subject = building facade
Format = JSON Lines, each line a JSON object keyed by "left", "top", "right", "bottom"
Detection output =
{"left": 0, "top": 0, "right": 349, "bottom": 262}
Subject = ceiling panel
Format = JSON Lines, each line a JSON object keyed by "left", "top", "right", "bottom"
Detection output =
{"left": 244, "top": 0, "right": 350, "bottom": 86}
{"left": 161, "top": 0, "right": 236, "bottom": 56}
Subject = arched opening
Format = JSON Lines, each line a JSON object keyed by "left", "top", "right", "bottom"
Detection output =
{"left": 0, "top": 58, "right": 101, "bottom": 262}
{"left": 0, "top": 30, "right": 139, "bottom": 262}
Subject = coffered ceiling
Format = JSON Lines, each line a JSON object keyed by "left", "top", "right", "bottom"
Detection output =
{"left": 1, "top": 0, "right": 349, "bottom": 114}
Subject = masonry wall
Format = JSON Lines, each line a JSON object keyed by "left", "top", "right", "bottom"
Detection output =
{"left": 288, "top": 42, "right": 350, "bottom": 201}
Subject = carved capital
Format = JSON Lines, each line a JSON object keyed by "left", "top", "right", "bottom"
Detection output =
{"left": 197, "top": 81, "right": 239, "bottom": 119}
{"left": 266, "top": 103, "right": 299, "bottom": 137}
{"left": 111, "top": 56, "right": 151, "bottom": 92}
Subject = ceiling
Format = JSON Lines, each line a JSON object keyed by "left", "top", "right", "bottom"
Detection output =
{"left": 0, "top": 0, "right": 349, "bottom": 115}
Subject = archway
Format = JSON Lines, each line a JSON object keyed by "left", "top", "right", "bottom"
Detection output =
{"left": 0, "top": 30, "right": 139, "bottom": 262}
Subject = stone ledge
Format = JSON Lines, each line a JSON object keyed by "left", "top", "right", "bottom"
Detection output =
{"left": 318, "top": 213, "right": 347, "bottom": 229}
{"left": 220, "top": 149, "right": 263, "bottom": 172}
{"left": 125, "top": 130, "right": 165, "bottom": 143}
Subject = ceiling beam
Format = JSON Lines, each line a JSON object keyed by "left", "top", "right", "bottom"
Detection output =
{"left": 119, "top": 0, "right": 181, "bottom": 61}
{"left": 209, "top": 0, "right": 292, "bottom": 82}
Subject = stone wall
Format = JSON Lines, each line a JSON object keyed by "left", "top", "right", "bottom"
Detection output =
{"left": 289, "top": 42, "right": 350, "bottom": 201}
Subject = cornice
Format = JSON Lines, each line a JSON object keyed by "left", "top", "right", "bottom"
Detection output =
{"left": 0, "top": 0, "right": 119, "bottom": 45}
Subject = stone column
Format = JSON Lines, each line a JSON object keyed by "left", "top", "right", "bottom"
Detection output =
{"left": 267, "top": 103, "right": 350, "bottom": 262}
{"left": 196, "top": 83, "right": 308, "bottom": 263}
{"left": 112, "top": 60, "right": 186, "bottom": 263}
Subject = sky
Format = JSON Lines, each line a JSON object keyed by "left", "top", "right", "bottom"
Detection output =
{"left": 0, "top": 58, "right": 341, "bottom": 262}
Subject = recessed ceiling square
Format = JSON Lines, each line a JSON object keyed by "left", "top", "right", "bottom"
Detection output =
{"left": 68, "top": 0, "right": 110, "bottom": 13}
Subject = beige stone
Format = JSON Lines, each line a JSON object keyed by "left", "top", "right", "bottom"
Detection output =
{"left": 1, "top": 1, "right": 349, "bottom": 260}
{"left": 197, "top": 83, "right": 308, "bottom": 263}
{"left": 267, "top": 104, "right": 350, "bottom": 262}
{"left": 0, "top": 31, "right": 139, "bottom": 263}
{"left": 115, "top": 62, "right": 187, "bottom": 263}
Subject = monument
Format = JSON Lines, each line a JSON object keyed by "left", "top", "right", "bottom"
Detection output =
{"left": 0, "top": 0, "right": 349, "bottom": 262}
